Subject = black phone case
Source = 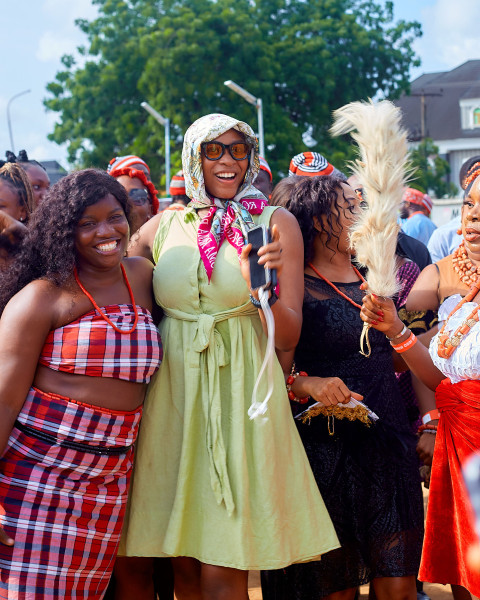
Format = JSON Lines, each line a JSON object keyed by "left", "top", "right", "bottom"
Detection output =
{"left": 247, "top": 225, "right": 277, "bottom": 290}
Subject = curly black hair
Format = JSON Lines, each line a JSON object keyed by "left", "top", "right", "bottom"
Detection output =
{"left": 284, "top": 175, "right": 352, "bottom": 264}
{"left": 0, "top": 169, "right": 131, "bottom": 313}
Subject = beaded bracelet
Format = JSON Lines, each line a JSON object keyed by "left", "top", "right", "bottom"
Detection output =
{"left": 391, "top": 331, "right": 417, "bottom": 353}
{"left": 421, "top": 429, "right": 437, "bottom": 435}
{"left": 418, "top": 422, "right": 438, "bottom": 434}
{"left": 386, "top": 324, "right": 408, "bottom": 341}
{"left": 286, "top": 365, "right": 309, "bottom": 404}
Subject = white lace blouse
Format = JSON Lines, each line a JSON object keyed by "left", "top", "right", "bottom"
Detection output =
{"left": 429, "top": 294, "right": 480, "bottom": 383}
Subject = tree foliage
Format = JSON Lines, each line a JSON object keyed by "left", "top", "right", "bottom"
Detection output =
{"left": 45, "top": 0, "right": 422, "bottom": 189}
{"left": 409, "top": 138, "right": 458, "bottom": 198}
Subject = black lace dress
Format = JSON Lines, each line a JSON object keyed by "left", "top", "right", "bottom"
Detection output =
{"left": 261, "top": 275, "right": 424, "bottom": 598}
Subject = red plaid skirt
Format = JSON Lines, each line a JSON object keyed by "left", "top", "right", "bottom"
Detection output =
{"left": 0, "top": 387, "right": 142, "bottom": 599}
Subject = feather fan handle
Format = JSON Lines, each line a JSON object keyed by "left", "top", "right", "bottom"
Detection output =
{"left": 330, "top": 99, "right": 410, "bottom": 356}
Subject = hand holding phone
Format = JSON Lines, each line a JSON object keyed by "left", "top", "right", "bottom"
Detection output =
{"left": 246, "top": 225, "right": 278, "bottom": 291}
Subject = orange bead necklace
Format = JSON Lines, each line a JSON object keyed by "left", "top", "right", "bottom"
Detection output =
{"left": 437, "top": 282, "right": 480, "bottom": 359}
{"left": 74, "top": 264, "right": 139, "bottom": 335}
{"left": 307, "top": 262, "right": 366, "bottom": 309}
{"left": 452, "top": 241, "right": 480, "bottom": 287}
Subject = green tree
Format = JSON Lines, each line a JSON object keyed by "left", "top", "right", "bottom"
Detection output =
{"left": 45, "top": 0, "right": 421, "bottom": 189}
{"left": 409, "top": 138, "right": 458, "bottom": 198}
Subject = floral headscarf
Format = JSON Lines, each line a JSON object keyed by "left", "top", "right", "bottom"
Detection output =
{"left": 182, "top": 113, "right": 268, "bottom": 280}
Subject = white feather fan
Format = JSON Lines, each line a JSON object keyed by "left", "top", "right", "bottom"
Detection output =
{"left": 330, "top": 99, "right": 410, "bottom": 298}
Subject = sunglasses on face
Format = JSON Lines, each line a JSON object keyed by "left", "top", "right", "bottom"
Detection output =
{"left": 128, "top": 188, "right": 150, "bottom": 206}
{"left": 201, "top": 141, "right": 251, "bottom": 161}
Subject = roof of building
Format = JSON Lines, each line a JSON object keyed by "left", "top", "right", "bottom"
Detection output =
{"left": 395, "top": 60, "right": 480, "bottom": 142}
{"left": 42, "top": 160, "right": 68, "bottom": 185}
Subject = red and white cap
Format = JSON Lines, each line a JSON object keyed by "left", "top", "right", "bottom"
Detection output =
{"left": 402, "top": 187, "right": 433, "bottom": 214}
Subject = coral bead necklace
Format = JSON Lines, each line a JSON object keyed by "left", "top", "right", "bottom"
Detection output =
{"left": 452, "top": 241, "right": 480, "bottom": 287}
{"left": 437, "top": 281, "right": 480, "bottom": 359}
{"left": 74, "top": 265, "right": 139, "bottom": 334}
{"left": 307, "top": 262, "right": 366, "bottom": 309}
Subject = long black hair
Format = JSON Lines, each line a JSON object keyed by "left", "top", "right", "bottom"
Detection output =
{"left": 0, "top": 169, "right": 131, "bottom": 312}
{"left": 284, "top": 175, "right": 351, "bottom": 264}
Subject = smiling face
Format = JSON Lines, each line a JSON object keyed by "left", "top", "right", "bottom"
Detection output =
{"left": 0, "top": 180, "right": 27, "bottom": 222}
{"left": 462, "top": 177, "right": 480, "bottom": 261}
{"left": 201, "top": 129, "right": 249, "bottom": 200}
{"left": 74, "top": 194, "right": 129, "bottom": 271}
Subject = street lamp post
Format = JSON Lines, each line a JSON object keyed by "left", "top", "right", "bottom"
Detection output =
{"left": 6, "top": 89, "right": 31, "bottom": 153}
{"left": 224, "top": 80, "right": 264, "bottom": 158}
{"left": 140, "top": 101, "right": 171, "bottom": 194}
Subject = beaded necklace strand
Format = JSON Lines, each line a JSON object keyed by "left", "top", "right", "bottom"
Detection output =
{"left": 74, "top": 264, "right": 139, "bottom": 335}
{"left": 307, "top": 262, "right": 366, "bottom": 309}
{"left": 437, "top": 282, "right": 480, "bottom": 359}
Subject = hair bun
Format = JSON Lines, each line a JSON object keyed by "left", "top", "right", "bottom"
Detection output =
{"left": 5, "top": 150, "right": 17, "bottom": 163}
{"left": 17, "top": 149, "right": 29, "bottom": 162}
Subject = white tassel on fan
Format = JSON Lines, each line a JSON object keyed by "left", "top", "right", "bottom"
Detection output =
{"left": 330, "top": 99, "right": 411, "bottom": 356}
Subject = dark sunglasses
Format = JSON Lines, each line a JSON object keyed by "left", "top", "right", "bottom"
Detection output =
{"left": 201, "top": 141, "right": 251, "bottom": 161}
{"left": 128, "top": 188, "right": 150, "bottom": 206}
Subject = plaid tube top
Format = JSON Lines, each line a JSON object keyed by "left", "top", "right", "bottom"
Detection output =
{"left": 39, "top": 304, "right": 162, "bottom": 383}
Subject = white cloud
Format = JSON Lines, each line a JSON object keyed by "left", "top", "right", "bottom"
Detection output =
{"left": 418, "top": 0, "right": 480, "bottom": 71}
{"left": 36, "top": 0, "right": 98, "bottom": 63}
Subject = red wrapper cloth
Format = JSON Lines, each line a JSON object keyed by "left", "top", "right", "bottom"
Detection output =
{"left": 419, "top": 378, "right": 480, "bottom": 596}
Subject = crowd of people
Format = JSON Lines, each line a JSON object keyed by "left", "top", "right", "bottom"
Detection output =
{"left": 0, "top": 110, "right": 478, "bottom": 600}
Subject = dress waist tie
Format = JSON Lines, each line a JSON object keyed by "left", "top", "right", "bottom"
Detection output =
{"left": 163, "top": 302, "right": 258, "bottom": 516}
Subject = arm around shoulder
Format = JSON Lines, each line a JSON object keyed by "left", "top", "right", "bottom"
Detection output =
{"left": 127, "top": 213, "right": 163, "bottom": 262}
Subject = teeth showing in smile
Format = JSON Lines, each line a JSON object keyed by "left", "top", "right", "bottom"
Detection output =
{"left": 216, "top": 172, "right": 236, "bottom": 179}
{"left": 96, "top": 241, "right": 117, "bottom": 252}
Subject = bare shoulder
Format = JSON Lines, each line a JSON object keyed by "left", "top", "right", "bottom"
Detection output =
{"left": 123, "top": 256, "right": 154, "bottom": 288}
{"left": 127, "top": 213, "right": 163, "bottom": 259}
{"left": 269, "top": 205, "right": 300, "bottom": 229}
{"left": 123, "top": 256, "right": 154, "bottom": 311}
{"left": 405, "top": 263, "right": 440, "bottom": 311}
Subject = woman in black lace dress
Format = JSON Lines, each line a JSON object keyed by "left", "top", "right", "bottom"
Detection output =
{"left": 262, "top": 176, "right": 423, "bottom": 600}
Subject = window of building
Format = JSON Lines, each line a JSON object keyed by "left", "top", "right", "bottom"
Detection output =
{"left": 474, "top": 108, "right": 480, "bottom": 126}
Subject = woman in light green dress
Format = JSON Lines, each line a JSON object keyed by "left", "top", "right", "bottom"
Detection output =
{"left": 118, "top": 114, "right": 339, "bottom": 599}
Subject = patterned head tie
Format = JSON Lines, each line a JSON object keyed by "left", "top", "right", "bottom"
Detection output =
{"left": 169, "top": 170, "right": 186, "bottom": 196}
{"left": 108, "top": 155, "right": 150, "bottom": 176}
{"left": 289, "top": 151, "right": 337, "bottom": 177}
{"left": 402, "top": 187, "right": 433, "bottom": 214}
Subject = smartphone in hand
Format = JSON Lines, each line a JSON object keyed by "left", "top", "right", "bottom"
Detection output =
{"left": 246, "top": 225, "right": 277, "bottom": 291}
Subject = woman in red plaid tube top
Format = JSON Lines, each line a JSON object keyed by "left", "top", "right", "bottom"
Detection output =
{"left": 0, "top": 169, "right": 161, "bottom": 599}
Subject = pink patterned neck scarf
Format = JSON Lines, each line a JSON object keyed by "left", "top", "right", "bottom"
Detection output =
{"left": 182, "top": 113, "right": 268, "bottom": 280}
{"left": 197, "top": 196, "right": 267, "bottom": 281}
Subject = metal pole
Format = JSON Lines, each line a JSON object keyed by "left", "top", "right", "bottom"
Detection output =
{"left": 256, "top": 98, "right": 265, "bottom": 158}
{"left": 140, "top": 101, "right": 170, "bottom": 193}
{"left": 224, "top": 81, "right": 265, "bottom": 158}
{"left": 6, "top": 89, "right": 31, "bottom": 153}
{"left": 164, "top": 118, "right": 171, "bottom": 193}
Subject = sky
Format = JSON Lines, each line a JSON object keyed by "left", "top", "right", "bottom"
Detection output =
{"left": 0, "top": 0, "right": 479, "bottom": 168}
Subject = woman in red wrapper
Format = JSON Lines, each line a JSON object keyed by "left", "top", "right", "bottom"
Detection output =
{"left": 361, "top": 160, "right": 480, "bottom": 599}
